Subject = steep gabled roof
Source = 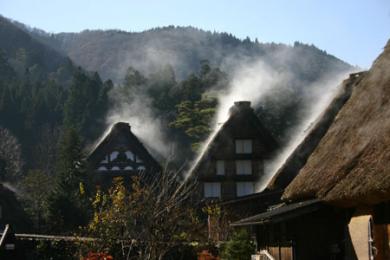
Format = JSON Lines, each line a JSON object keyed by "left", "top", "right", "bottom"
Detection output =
{"left": 192, "top": 101, "right": 278, "bottom": 174}
{"left": 267, "top": 72, "right": 365, "bottom": 191}
{"left": 283, "top": 40, "right": 390, "bottom": 207}
{"left": 88, "top": 122, "right": 160, "bottom": 171}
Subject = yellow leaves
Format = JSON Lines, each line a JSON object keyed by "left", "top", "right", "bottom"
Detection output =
{"left": 92, "top": 188, "right": 102, "bottom": 209}
{"left": 88, "top": 177, "right": 133, "bottom": 239}
{"left": 174, "top": 231, "right": 189, "bottom": 241}
{"left": 79, "top": 182, "right": 85, "bottom": 196}
{"left": 202, "top": 204, "right": 221, "bottom": 216}
{"left": 84, "top": 171, "right": 202, "bottom": 258}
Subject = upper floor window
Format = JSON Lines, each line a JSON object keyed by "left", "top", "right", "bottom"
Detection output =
{"left": 236, "top": 182, "right": 254, "bottom": 197}
{"left": 137, "top": 165, "right": 146, "bottom": 171}
{"left": 216, "top": 160, "right": 225, "bottom": 175}
{"left": 110, "top": 151, "right": 119, "bottom": 161}
{"left": 125, "top": 150, "right": 134, "bottom": 160}
{"left": 236, "top": 160, "right": 252, "bottom": 175}
{"left": 204, "top": 182, "right": 221, "bottom": 198}
{"left": 235, "top": 139, "right": 252, "bottom": 154}
{"left": 100, "top": 155, "right": 109, "bottom": 164}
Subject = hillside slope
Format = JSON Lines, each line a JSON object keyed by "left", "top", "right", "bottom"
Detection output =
{"left": 0, "top": 16, "right": 111, "bottom": 172}
{"left": 23, "top": 25, "right": 353, "bottom": 84}
{"left": 0, "top": 16, "right": 77, "bottom": 85}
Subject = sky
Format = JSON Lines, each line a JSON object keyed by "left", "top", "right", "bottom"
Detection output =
{"left": 1, "top": 0, "right": 389, "bottom": 69}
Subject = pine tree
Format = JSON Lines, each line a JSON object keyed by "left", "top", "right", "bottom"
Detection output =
{"left": 46, "top": 127, "right": 89, "bottom": 233}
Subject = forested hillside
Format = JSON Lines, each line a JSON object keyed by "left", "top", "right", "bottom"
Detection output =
{"left": 0, "top": 16, "right": 112, "bottom": 175}
{"left": 20, "top": 23, "right": 352, "bottom": 84}
{"left": 14, "top": 18, "right": 355, "bottom": 153}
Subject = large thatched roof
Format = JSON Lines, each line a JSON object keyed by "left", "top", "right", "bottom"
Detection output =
{"left": 191, "top": 101, "right": 279, "bottom": 175}
{"left": 283, "top": 40, "right": 390, "bottom": 207}
{"left": 88, "top": 122, "right": 161, "bottom": 171}
{"left": 267, "top": 72, "right": 364, "bottom": 191}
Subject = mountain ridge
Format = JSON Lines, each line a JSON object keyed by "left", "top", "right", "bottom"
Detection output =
{"left": 8, "top": 17, "right": 353, "bottom": 84}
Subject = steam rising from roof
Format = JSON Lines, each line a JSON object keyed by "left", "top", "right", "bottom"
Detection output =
{"left": 258, "top": 70, "right": 356, "bottom": 191}
{"left": 186, "top": 60, "right": 290, "bottom": 178}
{"left": 186, "top": 58, "right": 355, "bottom": 186}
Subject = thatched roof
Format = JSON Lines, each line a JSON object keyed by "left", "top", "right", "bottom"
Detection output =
{"left": 191, "top": 101, "right": 279, "bottom": 174}
{"left": 88, "top": 122, "right": 161, "bottom": 171}
{"left": 267, "top": 72, "right": 364, "bottom": 190}
{"left": 283, "top": 40, "right": 390, "bottom": 207}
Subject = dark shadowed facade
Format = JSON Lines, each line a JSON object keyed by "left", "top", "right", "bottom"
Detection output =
{"left": 193, "top": 101, "right": 278, "bottom": 201}
{"left": 87, "top": 122, "right": 161, "bottom": 185}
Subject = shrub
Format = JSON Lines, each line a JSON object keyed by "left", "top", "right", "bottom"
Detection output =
{"left": 220, "top": 229, "right": 255, "bottom": 260}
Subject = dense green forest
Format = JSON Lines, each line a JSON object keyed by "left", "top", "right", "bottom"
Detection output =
{"left": 0, "top": 14, "right": 355, "bottom": 258}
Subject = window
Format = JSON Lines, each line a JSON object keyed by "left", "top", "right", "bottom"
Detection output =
{"left": 124, "top": 166, "right": 133, "bottom": 170}
{"left": 125, "top": 150, "right": 134, "bottom": 160}
{"left": 235, "top": 139, "right": 253, "bottom": 154}
{"left": 97, "top": 166, "right": 107, "bottom": 171}
{"left": 100, "top": 155, "right": 108, "bottom": 164}
{"left": 110, "top": 151, "right": 119, "bottom": 161}
{"left": 216, "top": 160, "right": 225, "bottom": 175}
{"left": 111, "top": 166, "right": 120, "bottom": 171}
{"left": 137, "top": 165, "right": 146, "bottom": 171}
{"left": 236, "top": 182, "right": 254, "bottom": 197}
{"left": 236, "top": 160, "right": 252, "bottom": 175}
{"left": 204, "top": 182, "right": 221, "bottom": 198}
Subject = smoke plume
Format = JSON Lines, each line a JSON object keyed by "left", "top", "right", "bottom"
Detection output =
{"left": 99, "top": 93, "right": 175, "bottom": 160}
{"left": 257, "top": 70, "right": 355, "bottom": 191}
{"left": 99, "top": 35, "right": 355, "bottom": 186}
{"left": 187, "top": 54, "right": 355, "bottom": 187}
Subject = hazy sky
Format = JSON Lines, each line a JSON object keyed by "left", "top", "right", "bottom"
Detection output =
{"left": 1, "top": 0, "right": 389, "bottom": 68}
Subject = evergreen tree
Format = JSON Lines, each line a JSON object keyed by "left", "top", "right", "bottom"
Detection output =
{"left": 170, "top": 97, "right": 217, "bottom": 151}
{"left": 63, "top": 69, "right": 111, "bottom": 140}
{"left": 46, "top": 127, "right": 89, "bottom": 233}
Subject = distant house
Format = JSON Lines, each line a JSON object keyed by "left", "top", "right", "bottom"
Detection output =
{"left": 232, "top": 40, "right": 390, "bottom": 260}
{"left": 192, "top": 101, "right": 278, "bottom": 201}
{"left": 87, "top": 122, "right": 161, "bottom": 185}
{"left": 0, "top": 184, "right": 30, "bottom": 232}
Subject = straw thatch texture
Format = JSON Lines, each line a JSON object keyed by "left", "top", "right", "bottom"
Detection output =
{"left": 267, "top": 72, "right": 363, "bottom": 191}
{"left": 283, "top": 40, "right": 390, "bottom": 207}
